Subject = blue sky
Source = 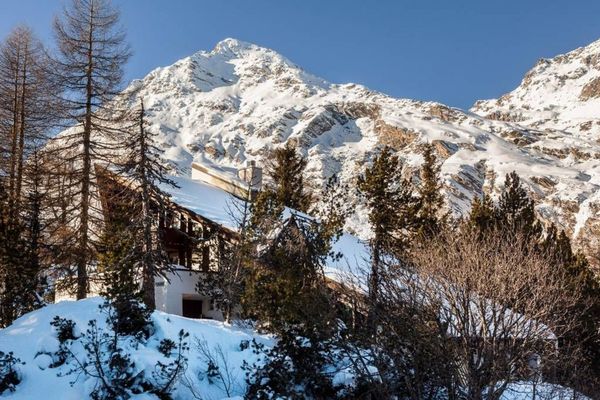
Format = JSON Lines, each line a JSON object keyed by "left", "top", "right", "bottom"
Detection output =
{"left": 1, "top": 1, "right": 600, "bottom": 109}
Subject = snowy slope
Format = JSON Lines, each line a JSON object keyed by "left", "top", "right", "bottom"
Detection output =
{"left": 0, "top": 298, "right": 273, "bottom": 400}
{"left": 0, "top": 300, "right": 586, "bottom": 399}
{"left": 471, "top": 39, "right": 600, "bottom": 258}
{"left": 64, "top": 37, "right": 600, "bottom": 257}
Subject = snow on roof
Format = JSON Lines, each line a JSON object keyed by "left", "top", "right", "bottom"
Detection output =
{"left": 160, "top": 175, "right": 241, "bottom": 230}
{"left": 160, "top": 174, "right": 370, "bottom": 282}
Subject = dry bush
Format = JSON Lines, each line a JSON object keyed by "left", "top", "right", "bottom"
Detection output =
{"left": 341, "top": 228, "right": 593, "bottom": 399}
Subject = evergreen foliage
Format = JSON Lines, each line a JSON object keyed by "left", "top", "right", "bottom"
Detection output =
{"left": 243, "top": 329, "right": 343, "bottom": 400}
{"left": 0, "top": 159, "right": 45, "bottom": 327}
{"left": 149, "top": 329, "right": 190, "bottom": 400}
{"left": 117, "top": 100, "right": 177, "bottom": 310}
{"left": 0, "top": 351, "right": 23, "bottom": 395}
{"left": 61, "top": 319, "right": 147, "bottom": 400}
{"left": 97, "top": 218, "right": 151, "bottom": 339}
{"left": 357, "top": 146, "right": 420, "bottom": 327}
{"left": 242, "top": 213, "right": 335, "bottom": 333}
{"left": 465, "top": 172, "right": 600, "bottom": 392}
{"left": 541, "top": 223, "right": 600, "bottom": 384}
{"left": 467, "top": 194, "right": 496, "bottom": 233}
{"left": 242, "top": 170, "right": 345, "bottom": 332}
{"left": 496, "top": 171, "right": 542, "bottom": 240}
{"left": 416, "top": 143, "right": 446, "bottom": 238}
{"left": 49, "top": 312, "right": 189, "bottom": 400}
{"left": 265, "top": 142, "right": 312, "bottom": 212}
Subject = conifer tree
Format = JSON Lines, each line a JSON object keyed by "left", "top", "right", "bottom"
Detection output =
{"left": 118, "top": 99, "right": 176, "bottom": 310}
{"left": 541, "top": 223, "right": 600, "bottom": 379}
{"left": 19, "top": 150, "right": 47, "bottom": 310}
{"left": 97, "top": 210, "right": 151, "bottom": 338}
{"left": 496, "top": 171, "right": 541, "bottom": 240}
{"left": 416, "top": 143, "right": 445, "bottom": 238}
{"left": 0, "top": 151, "right": 46, "bottom": 327}
{"left": 467, "top": 194, "right": 496, "bottom": 233}
{"left": 51, "top": 0, "right": 131, "bottom": 299}
{"left": 241, "top": 175, "right": 345, "bottom": 333}
{"left": 265, "top": 142, "right": 311, "bottom": 212}
{"left": 0, "top": 26, "right": 59, "bottom": 218}
{"left": 357, "top": 146, "right": 420, "bottom": 328}
{"left": 0, "top": 178, "right": 25, "bottom": 327}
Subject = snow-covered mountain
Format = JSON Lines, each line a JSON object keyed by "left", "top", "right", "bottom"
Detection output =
{"left": 472, "top": 39, "right": 600, "bottom": 259}
{"left": 104, "top": 38, "right": 600, "bottom": 258}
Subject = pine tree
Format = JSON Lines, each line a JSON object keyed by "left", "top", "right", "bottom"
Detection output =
{"left": 314, "top": 174, "right": 350, "bottom": 243}
{"left": 0, "top": 151, "right": 46, "bottom": 327}
{"left": 357, "top": 146, "right": 420, "bottom": 328}
{"left": 118, "top": 99, "right": 177, "bottom": 310}
{"left": 541, "top": 224, "right": 600, "bottom": 379}
{"left": 241, "top": 175, "right": 345, "bottom": 333}
{"left": 97, "top": 212, "right": 151, "bottom": 338}
{"left": 416, "top": 143, "right": 445, "bottom": 238}
{"left": 51, "top": 0, "right": 131, "bottom": 299}
{"left": 19, "top": 150, "right": 46, "bottom": 311}
{"left": 0, "top": 181, "right": 27, "bottom": 327}
{"left": 496, "top": 171, "right": 541, "bottom": 241}
{"left": 265, "top": 142, "right": 311, "bottom": 212}
{"left": 467, "top": 194, "right": 496, "bottom": 233}
{"left": 242, "top": 214, "right": 335, "bottom": 334}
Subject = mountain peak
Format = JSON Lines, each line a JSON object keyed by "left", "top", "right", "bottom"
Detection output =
{"left": 211, "top": 37, "right": 258, "bottom": 56}
{"left": 111, "top": 37, "right": 600, "bottom": 260}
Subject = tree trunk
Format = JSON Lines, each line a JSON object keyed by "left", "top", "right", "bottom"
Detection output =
{"left": 367, "top": 236, "right": 381, "bottom": 331}
{"left": 139, "top": 101, "right": 156, "bottom": 310}
{"left": 8, "top": 44, "right": 21, "bottom": 216}
{"left": 14, "top": 41, "right": 28, "bottom": 209}
{"left": 76, "top": 9, "right": 95, "bottom": 300}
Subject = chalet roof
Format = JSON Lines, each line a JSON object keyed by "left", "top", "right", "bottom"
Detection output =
{"left": 160, "top": 175, "right": 241, "bottom": 231}
{"left": 159, "top": 174, "right": 371, "bottom": 282}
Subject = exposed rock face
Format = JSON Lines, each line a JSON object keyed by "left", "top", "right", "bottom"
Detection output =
{"left": 580, "top": 77, "right": 600, "bottom": 100}
{"left": 62, "top": 37, "right": 600, "bottom": 256}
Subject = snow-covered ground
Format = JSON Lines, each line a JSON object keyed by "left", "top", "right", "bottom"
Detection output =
{"left": 0, "top": 299, "right": 587, "bottom": 399}
{"left": 0, "top": 298, "right": 272, "bottom": 400}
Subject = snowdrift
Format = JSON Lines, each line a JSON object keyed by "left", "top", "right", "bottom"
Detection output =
{"left": 0, "top": 298, "right": 272, "bottom": 399}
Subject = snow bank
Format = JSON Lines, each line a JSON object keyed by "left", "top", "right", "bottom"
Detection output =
{"left": 0, "top": 298, "right": 273, "bottom": 400}
{"left": 0, "top": 299, "right": 587, "bottom": 399}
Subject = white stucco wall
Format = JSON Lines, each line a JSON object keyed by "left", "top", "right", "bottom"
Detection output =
{"left": 54, "top": 269, "right": 223, "bottom": 321}
{"left": 155, "top": 270, "right": 223, "bottom": 320}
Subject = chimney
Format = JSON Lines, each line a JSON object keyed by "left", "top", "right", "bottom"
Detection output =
{"left": 238, "top": 160, "right": 262, "bottom": 190}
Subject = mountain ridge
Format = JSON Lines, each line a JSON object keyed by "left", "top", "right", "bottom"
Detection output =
{"left": 89, "top": 38, "right": 600, "bottom": 261}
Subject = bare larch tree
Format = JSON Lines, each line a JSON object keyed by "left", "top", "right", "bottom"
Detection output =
{"left": 0, "top": 25, "right": 60, "bottom": 217}
{"left": 51, "top": 0, "right": 130, "bottom": 299}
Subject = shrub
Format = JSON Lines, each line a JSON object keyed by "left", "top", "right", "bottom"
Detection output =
{"left": 0, "top": 351, "right": 24, "bottom": 394}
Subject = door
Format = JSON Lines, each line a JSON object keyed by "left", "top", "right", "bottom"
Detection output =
{"left": 182, "top": 298, "right": 203, "bottom": 318}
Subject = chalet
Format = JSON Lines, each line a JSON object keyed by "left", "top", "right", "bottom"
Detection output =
{"left": 54, "top": 160, "right": 368, "bottom": 320}
{"left": 52, "top": 158, "right": 555, "bottom": 382}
